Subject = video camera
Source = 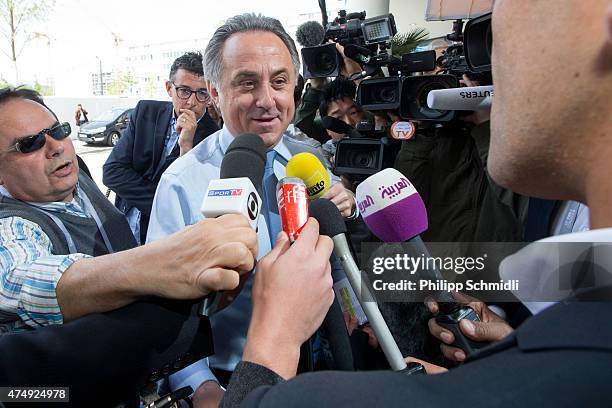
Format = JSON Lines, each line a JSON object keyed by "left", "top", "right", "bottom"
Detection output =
{"left": 301, "top": 9, "right": 398, "bottom": 79}
{"left": 356, "top": 12, "right": 492, "bottom": 122}
{"left": 333, "top": 13, "right": 492, "bottom": 180}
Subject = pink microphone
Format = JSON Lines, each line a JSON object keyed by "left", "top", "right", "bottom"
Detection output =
{"left": 355, "top": 168, "right": 428, "bottom": 242}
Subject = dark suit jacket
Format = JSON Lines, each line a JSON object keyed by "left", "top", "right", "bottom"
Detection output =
{"left": 0, "top": 299, "right": 213, "bottom": 407}
{"left": 221, "top": 300, "right": 612, "bottom": 407}
{"left": 102, "top": 100, "right": 219, "bottom": 242}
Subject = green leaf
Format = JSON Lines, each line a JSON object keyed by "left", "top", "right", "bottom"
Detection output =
{"left": 391, "top": 27, "right": 430, "bottom": 57}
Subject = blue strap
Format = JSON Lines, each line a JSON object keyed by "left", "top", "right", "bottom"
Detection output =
{"left": 37, "top": 210, "right": 78, "bottom": 254}
{"left": 77, "top": 186, "right": 115, "bottom": 254}
{"left": 262, "top": 150, "right": 283, "bottom": 246}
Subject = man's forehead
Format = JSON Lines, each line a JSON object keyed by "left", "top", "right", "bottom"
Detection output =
{"left": 0, "top": 99, "right": 56, "bottom": 139}
{"left": 222, "top": 31, "right": 292, "bottom": 70}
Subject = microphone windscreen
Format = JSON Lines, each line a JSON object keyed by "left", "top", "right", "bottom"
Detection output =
{"left": 356, "top": 168, "right": 428, "bottom": 242}
{"left": 321, "top": 116, "right": 354, "bottom": 134}
{"left": 309, "top": 198, "right": 347, "bottom": 237}
{"left": 296, "top": 21, "right": 326, "bottom": 47}
{"left": 221, "top": 133, "right": 266, "bottom": 191}
{"left": 286, "top": 152, "right": 330, "bottom": 199}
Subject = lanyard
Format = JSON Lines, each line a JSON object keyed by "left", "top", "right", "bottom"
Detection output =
{"left": 76, "top": 185, "right": 115, "bottom": 254}
{"left": 24, "top": 188, "right": 115, "bottom": 255}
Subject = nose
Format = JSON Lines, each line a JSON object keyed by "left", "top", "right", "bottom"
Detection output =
{"left": 255, "top": 83, "right": 275, "bottom": 111}
{"left": 186, "top": 91, "right": 198, "bottom": 107}
{"left": 44, "top": 133, "right": 65, "bottom": 158}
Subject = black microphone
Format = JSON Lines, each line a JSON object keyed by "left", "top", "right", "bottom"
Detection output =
{"left": 296, "top": 20, "right": 326, "bottom": 47}
{"left": 309, "top": 198, "right": 408, "bottom": 371}
{"left": 199, "top": 133, "right": 266, "bottom": 316}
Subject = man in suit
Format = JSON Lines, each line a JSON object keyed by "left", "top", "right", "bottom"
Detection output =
{"left": 213, "top": 1, "right": 612, "bottom": 406}
{"left": 147, "top": 13, "right": 358, "bottom": 405}
{"left": 103, "top": 51, "right": 219, "bottom": 244}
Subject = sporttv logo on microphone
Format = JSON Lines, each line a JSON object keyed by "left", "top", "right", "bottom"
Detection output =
{"left": 208, "top": 188, "right": 244, "bottom": 197}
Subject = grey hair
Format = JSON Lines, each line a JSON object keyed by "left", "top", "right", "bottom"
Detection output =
{"left": 204, "top": 13, "right": 301, "bottom": 89}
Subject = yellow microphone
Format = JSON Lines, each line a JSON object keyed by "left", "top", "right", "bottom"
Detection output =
{"left": 286, "top": 152, "right": 330, "bottom": 199}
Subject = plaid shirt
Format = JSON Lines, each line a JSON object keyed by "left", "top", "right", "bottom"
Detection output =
{"left": 0, "top": 187, "right": 91, "bottom": 333}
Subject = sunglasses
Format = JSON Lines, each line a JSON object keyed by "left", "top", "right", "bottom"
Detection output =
{"left": 6, "top": 122, "right": 72, "bottom": 154}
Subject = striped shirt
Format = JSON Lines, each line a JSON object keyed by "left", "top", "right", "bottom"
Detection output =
{"left": 0, "top": 187, "right": 92, "bottom": 333}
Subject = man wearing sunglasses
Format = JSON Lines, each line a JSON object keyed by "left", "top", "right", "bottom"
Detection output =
{"left": 0, "top": 87, "right": 258, "bottom": 335}
{"left": 103, "top": 51, "right": 219, "bottom": 244}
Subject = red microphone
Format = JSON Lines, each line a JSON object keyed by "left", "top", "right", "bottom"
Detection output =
{"left": 276, "top": 177, "right": 309, "bottom": 243}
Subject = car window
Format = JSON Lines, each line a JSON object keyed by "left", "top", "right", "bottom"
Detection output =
{"left": 93, "top": 108, "right": 128, "bottom": 122}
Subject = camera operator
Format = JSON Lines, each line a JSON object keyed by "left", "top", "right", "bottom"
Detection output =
{"left": 294, "top": 42, "right": 363, "bottom": 144}
{"left": 319, "top": 76, "right": 368, "bottom": 163}
{"left": 393, "top": 73, "right": 525, "bottom": 243}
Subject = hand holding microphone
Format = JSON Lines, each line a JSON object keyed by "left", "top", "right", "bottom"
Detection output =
{"left": 199, "top": 133, "right": 266, "bottom": 315}
{"left": 243, "top": 219, "right": 334, "bottom": 379}
{"left": 426, "top": 292, "right": 513, "bottom": 362}
{"left": 355, "top": 168, "right": 490, "bottom": 357}
{"left": 286, "top": 152, "right": 356, "bottom": 218}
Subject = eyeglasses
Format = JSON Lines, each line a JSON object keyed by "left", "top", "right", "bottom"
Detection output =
{"left": 5, "top": 122, "right": 72, "bottom": 154}
{"left": 171, "top": 82, "right": 211, "bottom": 103}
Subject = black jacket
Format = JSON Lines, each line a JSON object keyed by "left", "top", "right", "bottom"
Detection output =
{"left": 221, "top": 300, "right": 612, "bottom": 407}
{"left": 102, "top": 100, "right": 219, "bottom": 242}
{"left": 0, "top": 299, "right": 213, "bottom": 407}
{"left": 394, "top": 121, "right": 526, "bottom": 243}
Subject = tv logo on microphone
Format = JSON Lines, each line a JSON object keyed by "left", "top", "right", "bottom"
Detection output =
{"left": 247, "top": 192, "right": 259, "bottom": 220}
{"left": 208, "top": 189, "right": 244, "bottom": 197}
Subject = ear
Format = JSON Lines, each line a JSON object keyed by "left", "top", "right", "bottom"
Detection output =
{"left": 165, "top": 80, "right": 173, "bottom": 98}
{"left": 207, "top": 79, "right": 221, "bottom": 106}
{"left": 607, "top": 4, "right": 612, "bottom": 46}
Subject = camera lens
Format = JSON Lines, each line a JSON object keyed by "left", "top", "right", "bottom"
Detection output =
{"left": 347, "top": 151, "right": 375, "bottom": 169}
{"left": 415, "top": 81, "right": 450, "bottom": 120}
{"left": 377, "top": 86, "right": 398, "bottom": 104}
{"left": 313, "top": 50, "right": 336, "bottom": 76}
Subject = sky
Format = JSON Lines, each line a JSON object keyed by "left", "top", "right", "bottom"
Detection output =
{"left": 1, "top": 0, "right": 342, "bottom": 95}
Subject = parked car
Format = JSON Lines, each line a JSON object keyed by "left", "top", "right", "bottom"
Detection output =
{"left": 77, "top": 107, "right": 133, "bottom": 146}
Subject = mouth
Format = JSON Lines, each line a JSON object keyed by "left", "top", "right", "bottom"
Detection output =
{"left": 52, "top": 161, "right": 74, "bottom": 177}
{"left": 252, "top": 117, "right": 279, "bottom": 125}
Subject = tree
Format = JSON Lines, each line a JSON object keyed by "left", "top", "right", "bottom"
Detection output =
{"left": 33, "top": 79, "right": 53, "bottom": 96}
{"left": 0, "top": 0, "right": 54, "bottom": 84}
{"left": 108, "top": 71, "right": 136, "bottom": 96}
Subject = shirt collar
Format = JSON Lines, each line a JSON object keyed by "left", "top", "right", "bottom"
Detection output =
{"left": 500, "top": 228, "right": 612, "bottom": 315}
{"left": 219, "top": 125, "right": 291, "bottom": 161}
{"left": 0, "top": 184, "right": 83, "bottom": 210}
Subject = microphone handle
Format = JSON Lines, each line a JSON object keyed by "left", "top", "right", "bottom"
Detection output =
{"left": 332, "top": 234, "right": 407, "bottom": 371}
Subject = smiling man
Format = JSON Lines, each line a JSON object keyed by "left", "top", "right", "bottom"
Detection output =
{"left": 211, "top": 1, "right": 612, "bottom": 407}
{"left": 147, "top": 13, "right": 357, "bottom": 404}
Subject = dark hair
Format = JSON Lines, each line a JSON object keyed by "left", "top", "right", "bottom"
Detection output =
{"left": 0, "top": 86, "right": 57, "bottom": 119}
{"left": 169, "top": 51, "right": 204, "bottom": 81}
{"left": 294, "top": 74, "right": 305, "bottom": 106}
{"left": 319, "top": 77, "right": 358, "bottom": 117}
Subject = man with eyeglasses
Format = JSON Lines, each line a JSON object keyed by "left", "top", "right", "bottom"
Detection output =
{"left": 103, "top": 51, "right": 219, "bottom": 244}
